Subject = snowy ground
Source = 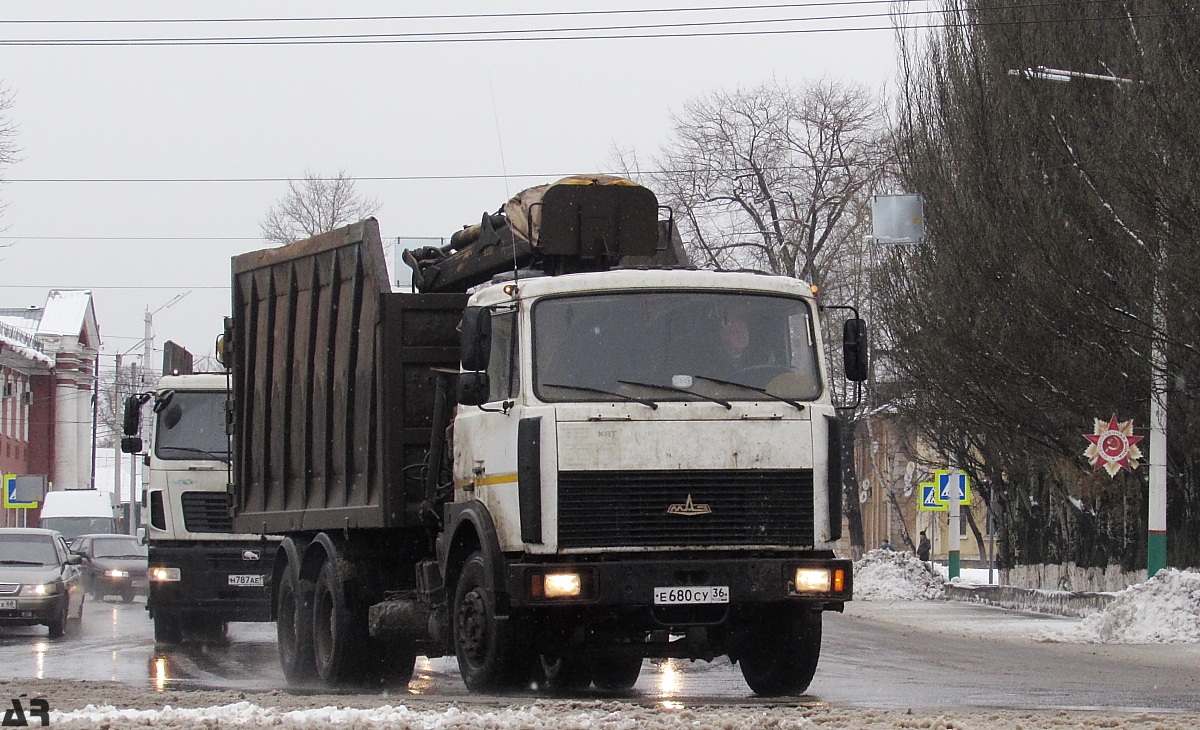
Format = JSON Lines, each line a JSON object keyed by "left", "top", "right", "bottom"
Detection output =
{"left": 5, "top": 556, "right": 1198, "bottom": 728}
{"left": 854, "top": 551, "right": 1200, "bottom": 645}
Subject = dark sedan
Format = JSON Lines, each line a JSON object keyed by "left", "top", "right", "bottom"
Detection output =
{"left": 0, "top": 528, "right": 85, "bottom": 638}
{"left": 70, "top": 534, "right": 149, "bottom": 603}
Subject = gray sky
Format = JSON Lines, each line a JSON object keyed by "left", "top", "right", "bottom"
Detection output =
{"left": 0, "top": 1, "right": 912, "bottom": 367}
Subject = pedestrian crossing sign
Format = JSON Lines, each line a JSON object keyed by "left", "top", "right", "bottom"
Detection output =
{"left": 3, "top": 473, "right": 38, "bottom": 509}
{"left": 919, "top": 483, "right": 947, "bottom": 511}
{"left": 935, "top": 470, "right": 971, "bottom": 504}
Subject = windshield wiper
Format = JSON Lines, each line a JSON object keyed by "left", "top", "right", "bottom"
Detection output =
{"left": 0, "top": 559, "right": 45, "bottom": 566}
{"left": 617, "top": 379, "right": 732, "bottom": 410}
{"left": 542, "top": 383, "right": 658, "bottom": 410}
{"left": 689, "top": 375, "right": 805, "bottom": 411}
{"left": 158, "top": 445, "right": 229, "bottom": 462}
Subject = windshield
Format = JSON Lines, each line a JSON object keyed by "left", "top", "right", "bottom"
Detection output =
{"left": 40, "top": 517, "right": 115, "bottom": 542}
{"left": 533, "top": 291, "right": 821, "bottom": 403}
{"left": 155, "top": 390, "right": 229, "bottom": 462}
{"left": 0, "top": 534, "right": 59, "bottom": 566}
{"left": 91, "top": 537, "right": 147, "bottom": 558}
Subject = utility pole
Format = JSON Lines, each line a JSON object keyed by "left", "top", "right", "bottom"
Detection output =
{"left": 113, "top": 354, "right": 122, "bottom": 526}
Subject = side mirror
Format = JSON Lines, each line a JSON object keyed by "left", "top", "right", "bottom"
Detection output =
{"left": 136, "top": 526, "right": 147, "bottom": 545}
{"left": 122, "top": 394, "right": 145, "bottom": 436}
{"left": 457, "top": 371, "right": 491, "bottom": 406}
{"left": 66, "top": 554, "right": 82, "bottom": 566}
{"left": 843, "top": 318, "right": 869, "bottom": 382}
{"left": 215, "top": 317, "right": 233, "bottom": 368}
{"left": 460, "top": 307, "right": 492, "bottom": 372}
{"left": 120, "top": 436, "right": 143, "bottom": 454}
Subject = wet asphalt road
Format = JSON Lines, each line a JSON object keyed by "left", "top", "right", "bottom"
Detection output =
{"left": 1, "top": 595, "right": 1198, "bottom": 711}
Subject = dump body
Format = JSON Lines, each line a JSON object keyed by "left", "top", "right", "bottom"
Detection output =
{"left": 230, "top": 220, "right": 466, "bottom": 535}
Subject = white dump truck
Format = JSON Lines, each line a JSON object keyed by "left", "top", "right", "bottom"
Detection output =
{"left": 226, "top": 176, "right": 862, "bottom": 694}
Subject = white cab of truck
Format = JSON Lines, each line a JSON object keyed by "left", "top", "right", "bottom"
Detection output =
{"left": 142, "top": 372, "right": 276, "bottom": 643}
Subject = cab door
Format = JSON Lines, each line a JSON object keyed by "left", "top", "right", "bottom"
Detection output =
{"left": 453, "top": 303, "right": 527, "bottom": 550}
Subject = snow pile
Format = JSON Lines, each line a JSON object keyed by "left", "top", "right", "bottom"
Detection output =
{"left": 50, "top": 701, "right": 820, "bottom": 730}
{"left": 853, "top": 549, "right": 944, "bottom": 601}
{"left": 1047, "top": 568, "right": 1200, "bottom": 644}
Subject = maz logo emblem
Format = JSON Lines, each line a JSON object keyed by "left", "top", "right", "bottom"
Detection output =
{"left": 666, "top": 494, "right": 712, "bottom": 516}
{"left": 242, "top": 550, "right": 261, "bottom": 561}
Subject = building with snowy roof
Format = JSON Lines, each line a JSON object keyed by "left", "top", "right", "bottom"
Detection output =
{"left": 0, "top": 290, "right": 100, "bottom": 527}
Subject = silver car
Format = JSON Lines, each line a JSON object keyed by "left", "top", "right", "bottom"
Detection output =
{"left": 0, "top": 528, "right": 86, "bottom": 638}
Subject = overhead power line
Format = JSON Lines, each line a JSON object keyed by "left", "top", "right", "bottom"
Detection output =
{"left": 0, "top": 4, "right": 1186, "bottom": 47}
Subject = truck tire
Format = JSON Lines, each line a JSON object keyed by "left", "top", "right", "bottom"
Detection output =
{"left": 738, "top": 608, "right": 822, "bottom": 697}
{"left": 535, "top": 654, "right": 592, "bottom": 692}
{"left": 277, "top": 568, "right": 316, "bottom": 684}
{"left": 154, "top": 612, "right": 183, "bottom": 644}
{"left": 362, "top": 640, "right": 417, "bottom": 689}
{"left": 591, "top": 655, "right": 642, "bottom": 691}
{"left": 453, "top": 551, "right": 530, "bottom": 691}
{"left": 312, "top": 559, "right": 364, "bottom": 685}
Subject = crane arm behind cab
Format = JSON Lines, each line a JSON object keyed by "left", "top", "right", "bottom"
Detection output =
{"left": 401, "top": 174, "right": 688, "bottom": 293}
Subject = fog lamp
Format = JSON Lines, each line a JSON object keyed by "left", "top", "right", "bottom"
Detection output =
{"left": 543, "top": 573, "right": 582, "bottom": 599}
{"left": 149, "top": 567, "right": 181, "bottom": 582}
{"left": 794, "top": 568, "right": 831, "bottom": 593}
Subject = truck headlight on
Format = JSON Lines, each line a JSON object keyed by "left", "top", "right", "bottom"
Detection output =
{"left": 792, "top": 567, "right": 846, "bottom": 595}
{"left": 105, "top": 569, "right": 130, "bottom": 578}
{"left": 149, "top": 567, "right": 181, "bottom": 582}
{"left": 528, "top": 569, "right": 593, "bottom": 601}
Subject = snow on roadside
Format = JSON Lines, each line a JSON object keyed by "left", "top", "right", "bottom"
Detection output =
{"left": 1045, "top": 568, "right": 1200, "bottom": 644}
{"left": 852, "top": 549, "right": 943, "bottom": 601}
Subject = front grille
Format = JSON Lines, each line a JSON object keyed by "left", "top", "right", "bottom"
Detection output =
{"left": 557, "top": 469, "right": 815, "bottom": 549}
{"left": 181, "top": 492, "right": 234, "bottom": 533}
{"left": 0, "top": 583, "right": 18, "bottom": 595}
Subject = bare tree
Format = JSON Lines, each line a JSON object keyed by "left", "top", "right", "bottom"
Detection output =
{"left": 641, "top": 79, "right": 888, "bottom": 298}
{"left": 260, "top": 170, "right": 380, "bottom": 245}
{"left": 0, "top": 86, "right": 21, "bottom": 227}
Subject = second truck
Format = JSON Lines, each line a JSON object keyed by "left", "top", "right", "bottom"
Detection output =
{"left": 225, "top": 175, "right": 861, "bottom": 694}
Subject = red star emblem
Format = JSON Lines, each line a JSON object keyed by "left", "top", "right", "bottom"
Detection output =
{"left": 1083, "top": 415, "right": 1144, "bottom": 477}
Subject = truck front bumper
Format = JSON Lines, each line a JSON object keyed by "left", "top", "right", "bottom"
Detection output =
{"left": 504, "top": 555, "right": 852, "bottom": 612}
{"left": 147, "top": 542, "right": 275, "bottom": 621}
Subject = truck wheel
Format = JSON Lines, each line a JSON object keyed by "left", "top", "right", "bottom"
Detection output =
{"left": 362, "top": 640, "right": 417, "bottom": 689}
{"left": 312, "top": 559, "right": 363, "bottom": 685}
{"left": 453, "top": 551, "right": 529, "bottom": 691}
{"left": 739, "top": 609, "right": 822, "bottom": 697}
{"left": 591, "top": 655, "right": 642, "bottom": 691}
{"left": 154, "top": 612, "right": 183, "bottom": 644}
{"left": 122, "top": 590, "right": 135, "bottom": 604}
{"left": 277, "top": 568, "right": 317, "bottom": 684}
{"left": 535, "top": 654, "right": 592, "bottom": 692}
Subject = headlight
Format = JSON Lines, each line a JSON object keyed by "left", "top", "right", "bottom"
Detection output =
{"left": 22, "top": 582, "right": 61, "bottom": 596}
{"left": 793, "top": 568, "right": 832, "bottom": 593}
{"left": 543, "top": 573, "right": 582, "bottom": 599}
{"left": 528, "top": 570, "right": 591, "bottom": 600}
{"left": 149, "top": 567, "right": 181, "bottom": 582}
{"left": 105, "top": 569, "right": 130, "bottom": 578}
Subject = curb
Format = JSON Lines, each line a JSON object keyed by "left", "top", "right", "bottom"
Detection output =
{"left": 943, "top": 583, "right": 1115, "bottom": 618}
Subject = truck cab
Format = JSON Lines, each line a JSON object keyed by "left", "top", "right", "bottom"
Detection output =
{"left": 126, "top": 373, "right": 277, "bottom": 643}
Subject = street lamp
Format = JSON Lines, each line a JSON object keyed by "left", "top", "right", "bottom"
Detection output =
{"left": 1009, "top": 65, "right": 1167, "bottom": 577}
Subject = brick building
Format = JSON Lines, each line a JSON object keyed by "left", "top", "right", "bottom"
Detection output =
{"left": 0, "top": 290, "right": 100, "bottom": 526}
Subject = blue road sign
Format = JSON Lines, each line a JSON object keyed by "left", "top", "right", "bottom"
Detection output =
{"left": 919, "top": 483, "right": 948, "bottom": 511}
{"left": 936, "top": 470, "right": 971, "bottom": 504}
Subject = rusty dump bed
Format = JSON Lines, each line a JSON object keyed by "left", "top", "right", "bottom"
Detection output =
{"left": 229, "top": 219, "right": 467, "bottom": 534}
